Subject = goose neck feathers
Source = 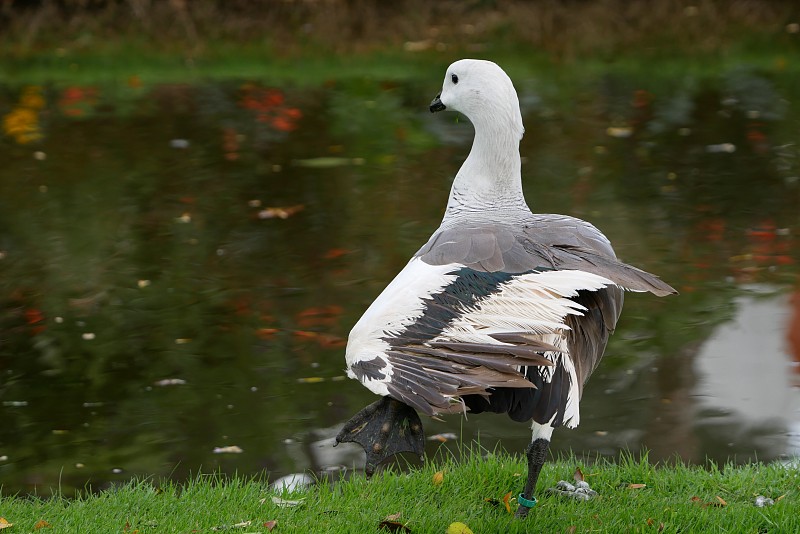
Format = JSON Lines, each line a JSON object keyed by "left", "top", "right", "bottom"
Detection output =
{"left": 435, "top": 59, "right": 527, "bottom": 220}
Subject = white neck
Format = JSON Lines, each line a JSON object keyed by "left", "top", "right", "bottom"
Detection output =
{"left": 444, "top": 114, "right": 528, "bottom": 221}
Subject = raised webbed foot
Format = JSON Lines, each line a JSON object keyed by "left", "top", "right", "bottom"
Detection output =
{"left": 334, "top": 397, "right": 425, "bottom": 477}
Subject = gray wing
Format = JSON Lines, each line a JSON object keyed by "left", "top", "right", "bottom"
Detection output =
{"left": 415, "top": 214, "right": 677, "bottom": 297}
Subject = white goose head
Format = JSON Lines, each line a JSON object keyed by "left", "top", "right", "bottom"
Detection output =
{"left": 430, "top": 59, "right": 524, "bottom": 142}
{"left": 429, "top": 59, "right": 528, "bottom": 219}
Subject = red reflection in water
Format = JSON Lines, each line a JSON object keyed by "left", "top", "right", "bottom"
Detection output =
{"left": 789, "top": 290, "right": 800, "bottom": 387}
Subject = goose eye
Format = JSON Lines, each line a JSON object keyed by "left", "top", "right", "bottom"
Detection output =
{"left": 451, "top": 74, "right": 459, "bottom": 84}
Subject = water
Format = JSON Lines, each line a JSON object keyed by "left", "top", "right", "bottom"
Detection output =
{"left": 1, "top": 65, "right": 798, "bottom": 495}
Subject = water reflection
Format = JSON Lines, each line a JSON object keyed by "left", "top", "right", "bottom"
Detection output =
{"left": 693, "top": 287, "right": 800, "bottom": 462}
{"left": 0, "top": 65, "right": 798, "bottom": 495}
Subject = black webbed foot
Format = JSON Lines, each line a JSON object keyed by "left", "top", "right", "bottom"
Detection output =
{"left": 334, "top": 397, "right": 425, "bottom": 477}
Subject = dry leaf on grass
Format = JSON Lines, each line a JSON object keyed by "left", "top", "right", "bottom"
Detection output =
{"left": 628, "top": 483, "right": 647, "bottom": 489}
{"left": 271, "top": 496, "right": 305, "bottom": 508}
{"left": 0, "top": 518, "right": 12, "bottom": 530}
{"left": 573, "top": 467, "right": 585, "bottom": 482}
{"left": 34, "top": 520, "right": 52, "bottom": 529}
{"left": 263, "top": 520, "right": 278, "bottom": 531}
{"left": 691, "top": 496, "right": 726, "bottom": 508}
{"left": 432, "top": 471, "right": 444, "bottom": 486}
{"left": 483, "top": 491, "right": 513, "bottom": 514}
{"left": 378, "top": 520, "right": 411, "bottom": 532}
{"left": 502, "top": 491, "right": 513, "bottom": 513}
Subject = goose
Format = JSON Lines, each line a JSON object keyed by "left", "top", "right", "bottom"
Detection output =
{"left": 334, "top": 59, "right": 676, "bottom": 518}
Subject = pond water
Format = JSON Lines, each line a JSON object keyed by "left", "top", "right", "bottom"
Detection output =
{"left": 1, "top": 63, "right": 799, "bottom": 496}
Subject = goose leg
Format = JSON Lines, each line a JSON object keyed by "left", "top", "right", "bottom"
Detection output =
{"left": 516, "top": 423, "right": 554, "bottom": 519}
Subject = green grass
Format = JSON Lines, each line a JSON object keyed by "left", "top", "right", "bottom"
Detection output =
{"left": 1, "top": 449, "right": 797, "bottom": 533}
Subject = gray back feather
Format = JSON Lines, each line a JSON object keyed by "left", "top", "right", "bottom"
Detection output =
{"left": 415, "top": 214, "right": 676, "bottom": 297}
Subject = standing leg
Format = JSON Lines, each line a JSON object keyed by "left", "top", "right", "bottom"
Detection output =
{"left": 515, "top": 423, "right": 553, "bottom": 519}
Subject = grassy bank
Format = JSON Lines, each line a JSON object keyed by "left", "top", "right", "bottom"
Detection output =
{"left": 1, "top": 450, "right": 797, "bottom": 533}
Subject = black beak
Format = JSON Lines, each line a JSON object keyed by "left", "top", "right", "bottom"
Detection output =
{"left": 430, "top": 93, "right": 446, "bottom": 113}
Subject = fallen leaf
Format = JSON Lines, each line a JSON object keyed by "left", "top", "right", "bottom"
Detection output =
{"left": 296, "top": 305, "right": 343, "bottom": 318}
{"left": 691, "top": 495, "right": 725, "bottom": 508}
{"left": 271, "top": 496, "right": 305, "bottom": 508}
{"left": 212, "top": 445, "right": 244, "bottom": 454}
{"left": 263, "top": 521, "right": 277, "bottom": 531}
{"left": 432, "top": 471, "right": 444, "bottom": 486}
{"left": 153, "top": 378, "right": 186, "bottom": 386}
{"left": 427, "top": 433, "right": 457, "bottom": 442}
{"left": 258, "top": 205, "right": 304, "bottom": 219}
{"left": 483, "top": 498, "right": 502, "bottom": 509}
{"left": 378, "top": 520, "right": 411, "bottom": 532}
{"left": 628, "top": 483, "right": 647, "bottom": 489}
{"left": 314, "top": 333, "right": 346, "bottom": 349}
{"left": 502, "top": 491, "right": 512, "bottom": 513}
{"left": 323, "top": 248, "right": 352, "bottom": 259}
{"left": 296, "top": 377, "right": 326, "bottom": 384}
{"left": 445, "top": 522, "right": 473, "bottom": 534}
{"left": 606, "top": 126, "right": 633, "bottom": 138}
{"left": 292, "top": 330, "right": 318, "bottom": 339}
{"left": 566, "top": 527, "right": 577, "bottom": 534}
{"left": 34, "top": 519, "right": 51, "bottom": 529}
{"left": 384, "top": 513, "right": 402, "bottom": 521}
{"left": 776, "top": 494, "right": 786, "bottom": 502}
{"left": 256, "top": 328, "right": 279, "bottom": 339}
{"left": 574, "top": 467, "right": 585, "bottom": 482}
{"left": 0, "top": 518, "right": 12, "bottom": 529}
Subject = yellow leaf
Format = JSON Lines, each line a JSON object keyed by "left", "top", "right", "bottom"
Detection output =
{"left": 0, "top": 518, "right": 12, "bottom": 529}
{"left": 628, "top": 483, "right": 647, "bottom": 489}
{"left": 296, "top": 377, "right": 326, "bottom": 384}
{"left": 716, "top": 496, "right": 727, "bottom": 506}
{"left": 34, "top": 519, "right": 51, "bottom": 529}
{"left": 432, "top": 471, "right": 444, "bottom": 486}
{"left": 502, "top": 491, "right": 512, "bottom": 513}
{"left": 446, "top": 522, "right": 473, "bottom": 534}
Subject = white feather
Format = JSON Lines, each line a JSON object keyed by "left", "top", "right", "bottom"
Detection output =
{"left": 435, "top": 270, "right": 613, "bottom": 345}
{"left": 345, "top": 258, "right": 462, "bottom": 396}
{"left": 434, "top": 269, "right": 613, "bottom": 427}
